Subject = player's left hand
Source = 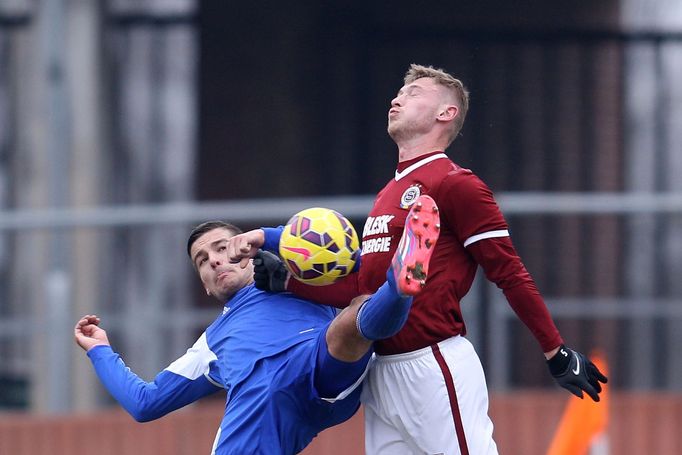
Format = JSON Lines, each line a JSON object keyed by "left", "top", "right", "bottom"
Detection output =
{"left": 253, "top": 250, "right": 289, "bottom": 293}
{"left": 547, "top": 345, "right": 608, "bottom": 402}
{"left": 74, "top": 314, "right": 111, "bottom": 352}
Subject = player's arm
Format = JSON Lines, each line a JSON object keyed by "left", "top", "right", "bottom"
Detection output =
{"left": 440, "top": 173, "right": 563, "bottom": 350}
{"left": 470, "top": 243, "right": 608, "bottom": 401}
{"left": 467, "top": 237, "right": 563, "bottom": 351}
{"left": 442, "top": 173, "right": 607, "bottom": 401}
{"left": 75, "top": 316, "right": 221, "bottom": 421}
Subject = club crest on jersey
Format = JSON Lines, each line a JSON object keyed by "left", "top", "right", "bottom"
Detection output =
{"left": 400, "top": 185, "right": 421, "bottom": 209}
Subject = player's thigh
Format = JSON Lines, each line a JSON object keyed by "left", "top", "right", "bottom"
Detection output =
{"left": 362, "top": 351, "right": 448, "bottom": 454}
{"left": 363, "top": 338, "right": 497, "bottom": 455}
{"left": 410, "top": 339, "right": 497, "bottom": 455}
{"left": 364, "top": 402, "right": 423, "bottom": 455}
{"left": 315, "top": 325, "right": 372, "bottom": 399}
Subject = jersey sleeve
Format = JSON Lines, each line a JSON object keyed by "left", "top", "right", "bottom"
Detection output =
{"left": 439, "top": 172, "right": 563, "bottom": 352}
{"left": 87, "top": 332, "right": 222, "bottom": 422}
{"left": 261, "top": 226, "right": 284, "bottom": 252}
{"left": 467, "top": 233, "right": 563, "bottom": 352}
{"left": 287, "top": 271, "right": 360, "bottom": 309}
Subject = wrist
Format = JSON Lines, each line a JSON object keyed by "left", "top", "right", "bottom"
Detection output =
{"left": 88, "top": 342, "right": 110, "bottom": 351}
{"left": 544, "top": 346, "right": 560, "bottom": 360}
{"left": 546, "top": 344, "right": 570, "bottom": 376}
{"left": 86, "top": 343, "right": 113, "bottom": 359}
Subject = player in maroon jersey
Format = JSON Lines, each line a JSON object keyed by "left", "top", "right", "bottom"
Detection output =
{"left": 228, "top": 64, "right": 607, "bottom": 455}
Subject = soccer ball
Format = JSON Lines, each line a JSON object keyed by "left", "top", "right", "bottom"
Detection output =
{"left": 279, "top": 207, "right": 360, "bottom": 286}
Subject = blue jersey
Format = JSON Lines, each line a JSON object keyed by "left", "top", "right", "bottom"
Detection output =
{"left": 87, "top": 285, "right": 365, "bottom": 454}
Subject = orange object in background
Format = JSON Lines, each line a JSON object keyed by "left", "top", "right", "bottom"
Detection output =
{"left": 546, "top": 352, "right": 609, "bottom": 455}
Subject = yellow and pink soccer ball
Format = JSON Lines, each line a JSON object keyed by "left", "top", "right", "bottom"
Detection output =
{"left": 279, "top": 207, "right": 360, "bottom": 286}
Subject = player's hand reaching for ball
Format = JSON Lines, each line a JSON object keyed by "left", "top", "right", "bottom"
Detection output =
{"left": 74, "top": 314, "right": 111, "bottom": 352}
{"left": 253, "top": 250, "right": 289, "bottom": 293}
{"left": 547, "top": 345, "right": 608, "bottom": 402}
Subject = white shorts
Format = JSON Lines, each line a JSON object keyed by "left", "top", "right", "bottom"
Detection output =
{"left": 362, "top": 335, "right": 498, "bottom": 455}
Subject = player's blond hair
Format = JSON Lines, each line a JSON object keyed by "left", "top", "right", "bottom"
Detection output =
{"left": 404, "top": 64, "right": 469, "bottom": 145}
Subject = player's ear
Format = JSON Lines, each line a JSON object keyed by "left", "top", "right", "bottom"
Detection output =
{"left": 438, "top": 105, "right": 458, "bottom": 122}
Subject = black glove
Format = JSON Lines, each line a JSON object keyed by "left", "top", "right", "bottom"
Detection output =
{"left": 547, "top": 345, "right": 608, "bottom": 402}
{"left": 253, "top": 250, "right": 289, "bottom": 293}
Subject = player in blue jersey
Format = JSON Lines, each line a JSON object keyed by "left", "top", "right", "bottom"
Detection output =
{"left": 74, "top": 196, "right": 441, "bottom": 454}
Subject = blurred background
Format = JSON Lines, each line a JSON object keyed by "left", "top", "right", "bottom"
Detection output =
{"left": 1, "top": 0, "right": 681, "bottom": 453}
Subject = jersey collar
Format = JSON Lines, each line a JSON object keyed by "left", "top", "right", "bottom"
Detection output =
{"left": 394, "top": 152, "right": 448, "bottom": 181}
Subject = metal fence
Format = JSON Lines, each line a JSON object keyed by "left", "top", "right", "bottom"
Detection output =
{"left": 1, "top": 191, "right": 681, "bottom": 412}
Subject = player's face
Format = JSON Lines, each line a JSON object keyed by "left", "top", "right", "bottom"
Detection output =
{"left": 387, "top": 77, "right": 444, "bottom": 142}
{"left": 190, "top": 228, "right": 254, "bottom": 302}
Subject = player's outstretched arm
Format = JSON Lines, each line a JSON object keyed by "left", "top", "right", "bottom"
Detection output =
{"left": 547, "top": 345, "right": 608, "bottom": 402}
{"left": 76, "top": 316, "right": 221, "bottom": 422}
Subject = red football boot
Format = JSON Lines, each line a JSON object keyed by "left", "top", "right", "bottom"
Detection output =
{"left": 391, "top": 195, "right": 441, "bottom": 296}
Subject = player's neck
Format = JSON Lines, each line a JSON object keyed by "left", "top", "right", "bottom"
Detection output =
{"left": 396, "top": 139, "right": 446, "bottom": 163}
{"left": 395, "top": 129, "right": 449, "bottom": 162}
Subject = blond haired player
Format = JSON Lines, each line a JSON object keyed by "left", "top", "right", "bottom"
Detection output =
{"left": 233, "top": 64, "right": 607, "bottom": 455}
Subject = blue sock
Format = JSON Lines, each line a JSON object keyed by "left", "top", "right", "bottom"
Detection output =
{"left": 356, "top": 270, "right": 413, "bottom": 340}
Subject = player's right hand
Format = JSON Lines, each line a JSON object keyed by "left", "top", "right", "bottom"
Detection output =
{"left": 547, "top": 345, "right": 608, "bottom": 402}
{"left": 227, "top": 229, "right": 265, "bottom": 268}
{"left": 74, "top": 314, "right": 111, "bottom": 352}
{"left": 253, "top": 250, "right": 289, "bottom": 293}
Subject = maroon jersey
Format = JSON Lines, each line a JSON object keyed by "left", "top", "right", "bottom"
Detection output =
{"left": 290, "top": 152, "right": 562, "bottom": 355}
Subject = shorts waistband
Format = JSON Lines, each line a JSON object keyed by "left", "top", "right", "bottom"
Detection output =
{"left": 374, "top": 335, "right": 464, "bottom": 364}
